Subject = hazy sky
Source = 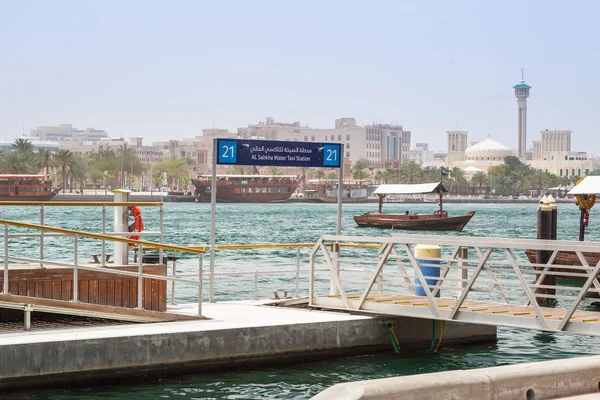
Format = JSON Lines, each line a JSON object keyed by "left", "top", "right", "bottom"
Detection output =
{"left": 1, "top": 0, "right": 598, "bottom": 153}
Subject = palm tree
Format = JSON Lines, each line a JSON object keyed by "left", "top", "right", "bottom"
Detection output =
{"left": 4, "top": 151, "right": 37, "bottom": 174}
{"left": 449, "top": 167, "right": 467, "bottom": 194}
{"left": 470, "top": 171, "right": 488, "bottom": 193}
{"left": 53, "top": 149, "right": 74, "bottom": 193}
{"left": 324, "top": 171, "right": 338, "bottom": 180}
{"left": 266, "top": 166, "right": 280, "bottom": 175}
{"left": 399, "top": 161, "right": 423, "bottom": 184}
{"left": 232, "top": 165, "right": 252, "bottom": 175}
{"left": 36, "top": 149, "right": 53, "bottom": 177}
{"left": 12, "top": 138, "right": 33, "bottom": 153}
{"left": 67, "top": 155, "right": 87, "bottom": 193}
{"left": 314, "top": 169, "right": 326, "bottom": 179}
{"left": 353, "top": 169, "right": 369, "bottom": 180}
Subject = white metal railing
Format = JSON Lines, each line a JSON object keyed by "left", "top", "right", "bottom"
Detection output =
{"left": 309, "top": 234, "right": 600, "bottom": 335}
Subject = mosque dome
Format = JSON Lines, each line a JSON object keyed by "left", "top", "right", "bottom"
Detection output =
{"left": 465, "top": 138, "right": 512, "bottom": 161}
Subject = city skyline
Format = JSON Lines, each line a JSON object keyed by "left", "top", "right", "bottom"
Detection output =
{"left": 1, "top": 1, "right": 598, "bottom": 154}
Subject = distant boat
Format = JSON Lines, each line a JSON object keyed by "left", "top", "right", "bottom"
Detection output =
{"left": 191, "top": 174, "right": 299, "bottom": 203}
{"left": 0, "top": 174, "right": 62, "bottom": 201}
{"left": 303, "top": 179, "right": 371, "bottom": 203}
{"left": 353, "top": 182, "right": 475, "bottom": 231}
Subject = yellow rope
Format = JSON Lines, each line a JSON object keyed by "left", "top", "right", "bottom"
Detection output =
{"left": 433, "top": 321, "right": 446, "bottom": 352}
{"left": 389, "top": 326, "right": 401, "bottom": 349}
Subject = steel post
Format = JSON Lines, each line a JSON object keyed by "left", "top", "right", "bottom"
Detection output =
{"left": 73, "top": 235, "right": 78, "bottom": 301}
{"left": 295, "top": 247, "right": 300, "bottom": 298}
{"left": 209, "top": 138, "right": 217, "bottom": 302}
{"left": 198, "top": 255, "right": 203, "bottom": 316}
{"left": 39, "top": 205, "right": 44, "bottom": 268}
{"left": 137, "top": 244, "right": 143, "bottom": 309}
{"left": 171, "top": 252, "right": 177, "bottom": 305}
{"left": 3, "top": 225, "right": 8, "bottom": 294}
{"left": 159, "top": 205, "right": 164, "bottom": 264}
{"left": 101, "top": 206, "right": 106, "bottom": 267}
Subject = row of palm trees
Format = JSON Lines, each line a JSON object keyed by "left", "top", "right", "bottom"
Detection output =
{"left": 360, "top": 158, "right": 589, "bottom": 196}
{"left": 0, "top": 139, "right": 85, "bottom": 193}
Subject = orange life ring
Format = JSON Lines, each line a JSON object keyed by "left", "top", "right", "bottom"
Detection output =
{"left": 129, "top": 206, "right": 144, "bottom": 242}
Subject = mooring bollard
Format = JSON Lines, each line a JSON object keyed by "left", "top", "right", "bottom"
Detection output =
{"left": 535, "top": 195, "right": 555, "bottom": 305}
{"left": 414, "top": 244, "right": 441, "bottom": 298}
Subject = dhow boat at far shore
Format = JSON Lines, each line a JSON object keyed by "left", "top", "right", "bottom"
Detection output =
{"left": 353, "top": 182, "right": 475, "bottom": 231}
{"left": 191, "top": 174, "right": 299, "bottom": 203}
{"left": 0, "top": 174, "right": 62, "bottom": 201}
{"left": 302, "top": 179, "right": 371, "bottom": 203}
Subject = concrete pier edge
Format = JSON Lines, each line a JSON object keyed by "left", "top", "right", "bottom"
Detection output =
{"left": 0, "top": 302, "right": 496, "bottom": 390}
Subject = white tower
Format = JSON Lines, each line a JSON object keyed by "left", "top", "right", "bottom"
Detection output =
{"left": 513, "top": 69, "right": 531, "bottom": 160}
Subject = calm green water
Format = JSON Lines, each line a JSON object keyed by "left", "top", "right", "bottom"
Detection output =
{"left": 4, "top": 201, "right": 600, "bottom": 399}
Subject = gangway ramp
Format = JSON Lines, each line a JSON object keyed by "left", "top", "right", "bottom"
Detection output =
{"left": 308, "top": 234, "right": 600, "bottom": 337}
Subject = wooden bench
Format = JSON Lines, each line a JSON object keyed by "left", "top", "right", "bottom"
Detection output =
{"left": 90, "top": 253, "right": 113, "bottom": 263}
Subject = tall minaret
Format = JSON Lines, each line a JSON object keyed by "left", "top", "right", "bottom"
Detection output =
{"left": 513, "top": 69, "right": 531, "bottom": 160}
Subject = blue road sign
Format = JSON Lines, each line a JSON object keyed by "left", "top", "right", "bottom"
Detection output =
{"left": 216, "top": 139, "right": 342, "bottom": 168}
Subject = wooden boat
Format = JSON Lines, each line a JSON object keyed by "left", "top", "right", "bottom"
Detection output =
{"left": 303, "top": 179, "right": 371, "bottom": 203}
{"left": 191, "top": 174, "right": 299, "bottom": 203}
{"left": 525, "top": 249, "right": 600, "bottom": 267}
{"left": 353, "top": 182, "right": 475, "bottom": 231}
{"left": 0, "top": 174, "right": 62, "bottom": 201}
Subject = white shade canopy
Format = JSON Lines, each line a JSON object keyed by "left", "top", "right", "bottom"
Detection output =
{"left": 374, "top": 182, "right": 447, "bottom": 195}
{"left": 568, "top": 176, "right": 600, "bottom": 195}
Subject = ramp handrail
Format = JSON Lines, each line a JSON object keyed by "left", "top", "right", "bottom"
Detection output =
{"left": 309, "top": 234, "right": 600, "bottom": 336}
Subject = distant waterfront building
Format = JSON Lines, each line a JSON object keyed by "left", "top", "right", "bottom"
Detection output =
{"left": 406, "top": 143, "right": 444, "bottom": 168}
{"left": 452, "top": 137, "right": 513, "bottom": 170}
{"left": 529, "top": 129, "right": 591, "bottom": 177}
{"left": 446, "top": 131, "right": 468, "bottom": 165}
{"left": 237, "top": 117, "right": 411, "bottom": 167}
{"left": 0, "top": 138, "right": 59, "bottom": 154}
{"left": 514, "top": 70, "right": 531, "bottom": 160}
{"left": 30, "top": 124, "right": 108, "bottom": 143}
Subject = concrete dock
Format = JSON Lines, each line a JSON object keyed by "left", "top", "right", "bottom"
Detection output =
{"left": 312, "top": 353, "right": 600, "bottom": 400}
{"left": 0, "top": 299, "right": 496, "bottom": 389}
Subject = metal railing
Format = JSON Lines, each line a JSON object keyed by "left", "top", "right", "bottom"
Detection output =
{"left": 309, "top": 234, "right": 600, "bottom": 335}
{"left": 0, "top": 216, "right": 206, "bottom": 315}
{"left": 1, "top": 201, "right": 164, "bottom": 267}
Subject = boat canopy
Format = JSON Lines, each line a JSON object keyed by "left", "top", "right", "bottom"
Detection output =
{"left": 374, "top": 182, "right": 447, "bottom": 195}
{"left": 568, "top": 176, "right": 600, "bottom": 195}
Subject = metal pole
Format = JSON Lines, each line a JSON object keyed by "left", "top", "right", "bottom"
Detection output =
{"left": 3, "top": 225, "right": 8, "bottom": 294}
{"left": 159, "top": 205, "right": 164, "bottom": 264}
{"left": 73, "top": 235, "right": 78, "bottom": 301}
{"left": 198, "top": 255, "right": 203, "bottom": 316}
{"left": 336, "top": 144, "right": 344, "bottom": 236}
{"left": 209, "top": 138, "right": 217, "bottom": 302}
{"left": 137, "top": 244, "right": 144, "bottom": 309}
{"left": 39, "top": 205, "right": 44, "bottom": 268}
{"left": 295, "top": 247, "right": 300, "bottom": 298}
{"left": 101, "top": 205, "right": 106, "bottom": 267}
{"left": 171, "top": 252, "right": 177, "bottom": 305}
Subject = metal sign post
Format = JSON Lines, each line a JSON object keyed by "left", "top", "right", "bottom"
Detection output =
{"left": 208, "top": 138, "right": 343, "bottom": 303}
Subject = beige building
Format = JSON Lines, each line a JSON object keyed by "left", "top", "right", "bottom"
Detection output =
{"left": 237, "top": 117, "right": 411, "bottom": 167}
{"left": 31, "top": 124, "right": 108, "bottom": 142}
{"left": 447, "top": 131, "right": 468, "bottom": 165}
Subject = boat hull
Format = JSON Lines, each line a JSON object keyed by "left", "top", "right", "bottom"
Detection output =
{"left": 353, "top": 211, "right": 475, "bottom": 231}
{"left": 192, "top": 179, "right": 298, "bottom": 203}
{"left": 0, "top": 193, "right": 59, "bottom": 202}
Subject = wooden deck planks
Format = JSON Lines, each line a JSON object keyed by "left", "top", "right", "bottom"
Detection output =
{"left": 330, "top": 292, "right": 600, "bottom": 324}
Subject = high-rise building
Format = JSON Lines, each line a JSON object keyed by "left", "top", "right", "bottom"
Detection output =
{"left": 514, "top": 70, "right": 531, "bottom": 160}
{"left": 446, "top": 131, "right": 468, "bottom": 165}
